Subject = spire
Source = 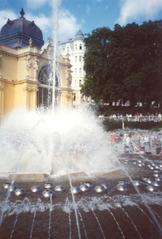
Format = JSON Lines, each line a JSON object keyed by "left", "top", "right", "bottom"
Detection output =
{"left": 75, "top": 29, "right": 84, "bottom": 40}
{"left": 20, "top": 8, "right": 25, "bottom": 18}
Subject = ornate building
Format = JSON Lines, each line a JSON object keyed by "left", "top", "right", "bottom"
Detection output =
{"left": 59, "top": 30, "right": 86, "bottom": 106}
{"left": 0, "top": 9, "right": 73, "bottom": 119}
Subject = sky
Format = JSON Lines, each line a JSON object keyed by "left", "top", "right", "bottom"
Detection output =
{"left": 0, "top": 0, "right": 162, "bottom": 42}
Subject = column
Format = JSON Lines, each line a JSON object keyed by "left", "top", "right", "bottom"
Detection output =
{"left": 0, "top": 81, "right": 4, "bottom": 120}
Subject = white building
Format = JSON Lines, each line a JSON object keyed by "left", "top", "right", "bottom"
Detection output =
{"left": 59, "top": 30, "right": 86, "bottom": 106}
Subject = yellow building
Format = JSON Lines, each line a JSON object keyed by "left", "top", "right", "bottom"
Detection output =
{"left": 0, "top": 9, "right": 73, "bottom": 119}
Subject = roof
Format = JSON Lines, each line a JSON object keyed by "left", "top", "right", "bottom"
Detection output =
{"left": 75, "top": 30, "right": 84, "bottom": 40}
{"left": 60, "top": 30, "right": 85, "bottom": 45}
{"left": 0, "top": 8, "right": 44, "bottom": 49}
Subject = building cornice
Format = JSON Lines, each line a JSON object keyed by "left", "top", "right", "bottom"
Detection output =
{"left": 0, "top": 45, "right": 41, "bottom": 58}
{"left": 0, "top": 78, "right": 38, "bottom": 86}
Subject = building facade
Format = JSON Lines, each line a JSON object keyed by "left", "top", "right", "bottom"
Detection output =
{"left": 0, "top": 9, "right": 73, "bottom": 119}
{"left": 60, "top": 30, "right": 86, "bottom": 106}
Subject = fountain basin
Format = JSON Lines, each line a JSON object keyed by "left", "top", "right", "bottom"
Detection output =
{"left": 8, "top": 173, "right": 49, "bottom": 182}
{"left": 0, "top": 156, "right": 162, "bottom": 239}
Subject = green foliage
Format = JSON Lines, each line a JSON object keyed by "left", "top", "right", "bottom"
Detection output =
{"left": 82, "top": 20, "right": 162, "bottom": 108}
{"left": 81, "top": 27, "right": 112, "bottom": 102}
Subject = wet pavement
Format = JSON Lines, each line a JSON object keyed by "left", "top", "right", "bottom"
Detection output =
{"left": 0, "top": 154, "right": 162, "bottom": 238}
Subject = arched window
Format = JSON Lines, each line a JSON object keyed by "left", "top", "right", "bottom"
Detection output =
{"left": 37, "top": 64, "right": 58, "bottom": 108}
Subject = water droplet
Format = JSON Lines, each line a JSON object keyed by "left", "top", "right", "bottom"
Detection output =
{"left": 42, "top": 190, "right": 53, "bottom": 198}
{"left": 116, "top": 184, "right": 125, "bottom": 192}
{"left": 80, "top": 184, "right": 89, "bottom": 192}
{"left": 71, "top": 186, "right": 80, "bottom": 194}
{"left": 54, "top": 185, "right": 64, "bottom": 192}
{"left": 146, "top": 185, "right": 154, "bottom": 192}
{"left": 15, "top": 188, "right": 23, "bottom": 196}
{"left": 44, "top": 183, "right": 52, "bottom": 189}
{"left": 94, "top": 185, "right": 106, "bottom": 193}
{"left": 152, "top": 181, "right": 159, "bottom": 187}
{"left": 31, "top": 186, "right": 39, "bottom": 193}
{"left": 3, "top": 183, "right": 10, "bottom": 189}
{"left": 133, "top": 180, "right": 140, "bottom": 186}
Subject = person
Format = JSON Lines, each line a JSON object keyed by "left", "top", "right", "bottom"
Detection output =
{"left": 123, "top": 133, "right": 132, "bottom": 153}
{"left": 143, "top": 135, "right": 151, "bottom": 154}
{"left": 111, "top": 133, "right": 118, "bottom": 143}
{"left": 158, "top": 113, "right": 162, "bottom": 121}
{"left": 155, "top": 136, "right": 161, "bottom": 155}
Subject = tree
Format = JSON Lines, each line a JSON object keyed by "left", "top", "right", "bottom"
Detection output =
{"left": 82, "top": 20, "right": 162, "bottom": 108}
{"left": 81, "top": 27, "right": 112, "bottom": 102}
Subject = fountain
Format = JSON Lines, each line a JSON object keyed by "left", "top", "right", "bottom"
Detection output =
{"left": 0, "top": 107, "right": 117, "bottom": 178}
{"left": 0, "top": 1, "right": 162, "bottom": 238}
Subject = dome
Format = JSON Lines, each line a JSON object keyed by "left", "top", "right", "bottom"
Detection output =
{"left": 75, "top": 30, "right": 84, "bottom": 40}
{"left": 0, "top": 8, "right": 44, "bottom": 49}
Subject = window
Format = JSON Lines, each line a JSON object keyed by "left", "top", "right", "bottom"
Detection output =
{"left": 37, "top": 87, "right": 51, "bottom": 108}
{"left": 79, "top": 80, "right": 82, "bottom": 86}
{"left": 75, "top": 56, "right": 77, "bottom": 62}
{"left": 79, "top": 44, "right": 82, "bottom": 50}
{"left": 75, "top": 44, "right": 77, "bottom": 50}
{"left": 79, "top": 56, "right": 82, "bottom": 62}
{"left": 67, "top": 46, "right": 69, "bottom": 53}
{"left": 79, "top": 67, "right": 82, "bottom": 74}
{"left": 75, "top": 68, "right": 77, "bottom": 74}
{"left": 38, "top": 65, "right": 59, "bottom": 108}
